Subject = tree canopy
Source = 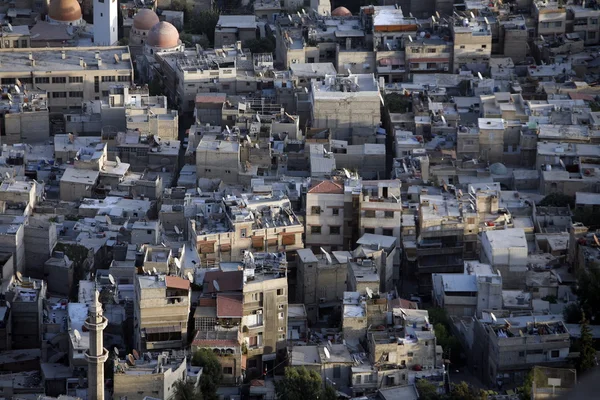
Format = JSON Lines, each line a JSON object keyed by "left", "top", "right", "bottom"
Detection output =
{"left": 538, "top": 193, "right": 574, "bottom": 208}
{"left": 577, "top": 312, "right": 597, "bottom": 374}
{"left": 192, "top": 349, "right": 223, "bottom": 400}
{"left": 185, "top": 8, "right": 220, "bottom": 46}
{"left": 275, "top": 366, "right": 335, "bottom": 400}
{"left": 173, "top": 379, "right": 202, "bottom": 400}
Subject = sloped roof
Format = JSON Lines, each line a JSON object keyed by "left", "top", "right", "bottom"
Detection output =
{"left": 165, "top": 276, "right": 190, "bottom": 291}
{"left": 203, "top": 270, "right": 243, "bottom": 293}
{"left": 216, "top": 293, "right": 243, "bottom": 318}
{"left": 308, "top": 180, "right": 344, "bottom": 194}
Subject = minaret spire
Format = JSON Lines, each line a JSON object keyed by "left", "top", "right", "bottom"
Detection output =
{"left": 84, "top": 290, "right": 109, "bottom": 400}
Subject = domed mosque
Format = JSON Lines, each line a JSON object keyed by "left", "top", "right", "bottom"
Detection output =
{"left": 130, "top": 8, "right": 160, "bottom": 46}
{"left": 47, "top": 0, "right": 84, "bottom": 26}
{"left": 145, "top": 21, "right": 183, "bottom": 54}
{"left": 331, "top": 6, "right": 352, "bottom": 17}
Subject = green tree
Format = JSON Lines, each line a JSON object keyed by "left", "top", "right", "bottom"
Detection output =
{"left": 575, "top": 268, "right": 600, "bottom": 324}
{"left": 275, "top": 367, "right": 329, "bottom": 400}
{"left": 321, "top": 383, "right": 338, "bottom": 400}
{"left": 449, "top": 381, "right": 487, "bottom": 400}
{"left": 384, "top": 93, "right": 411, "bottom": 113}
{"left": 173, "top": 379, "right": 202, "bottom": 400}
{"left": 192, "top": 349, "right": 223, "bottom": 400}
{"left": 577, "top": 311, "right": 597, "bottom": 374}
{"left": 416, "top": 379, "right": 441, "bottom": 400}
{"left": 520, "top": 369, "right": 533, "bottom": 400}
{"left": 563, "top": 303, "right": 583, "bottom": 324}
{"left": 538, "top": 193, "right": 574, "bottom": 208}
{"left": 243, "top": 37, "right": 275, "bottom": 54}
{"left": 187, "top": 8, "right": 220, "bottom": 45}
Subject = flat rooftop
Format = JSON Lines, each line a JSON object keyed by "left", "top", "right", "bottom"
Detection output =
{"left": 0, "top": 46, "right": 132, "bottom": 73}
{"left": 60, "top": 168, "right": 99, "bottom": 185}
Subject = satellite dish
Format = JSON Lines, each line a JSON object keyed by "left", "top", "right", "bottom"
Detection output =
{"left": 14, "top": 85, "right": 20, "bottom": 94}
{"left": 490, "top": 312, "right": 497, "bottom": 323}
{"left": 470, "top": 11, "right": 475, "bottom": 19}
{"left": 323, "top": 346, "right": 331, "bottom": 359}
{"left": 108, "top": 274, "right": 116, "bottom": 285}
{"left": 408, "top": 35, "right": 413, "bottom": 42}
{"left": 5, "top": 172, "right": 10, "bottom": 180}
{"left": 5, "top": 301, "right": 10, "bottom": 309}
{"left": 115, "top": 156, "right": 121, "bottom": 165}
{"left": 248, "top": 252, "right": 255, "bottom": 262}
{"left": 174, "top": 225, "right": 181, "bottom": 235}
{"left": 343, "top": 168, "right": 351, "bottom": 179}
{"left": 213, "top": 280, "right": 220, "bottom": 292}
{"left": 366, "top": 287, "right": 374, "bottom": 299}
{"left": 127, "top": 354, "right": 135, "bottom": 366}
{"left": 16, "top": 271, "right": 23, "bottom": 281}
{"left": 73, "top": 329, "right": 82, "bottom": 343}
{"left": 146, "top": 270, "right": 151, "bottom": 275}
{"left": 152, "top": 267, "right": 158, "bottom": 275}
{"left": 132, "top": 349, "right": 140, "bottom": 360}
{"left": 477, "top": 72, "right": 483, "bottom": 80}
{"left": 187, "top": 271, "right": 194, "bottom": 283}
{"left": 114, "top": 347, "right": 119, "bottom": 357}
{"left": 320, "top": 247, "right": 332, "bottom": 264}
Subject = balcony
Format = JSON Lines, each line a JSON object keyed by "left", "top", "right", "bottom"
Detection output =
{"left": 145, "top": 339, "right": 183, "bottom": 350}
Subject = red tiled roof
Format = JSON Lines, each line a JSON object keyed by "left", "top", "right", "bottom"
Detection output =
{"left": 191, "top": 330, "right": 240, "bottom": 348}
{"left": 165, "top": 276, "right": 190, "bottom": 291}
{"left": 251, "top": 379, "right": 266, "bottom": 387}
{"left": 308, "top": 180, "right": 344, "bottom": 194}
{"left": 388, "top": 297, "right": 418, "bottom": 311}
{"left": 195, "top": 93, "right": 227, "bottom": 103}
{"left": 217, "top": 293, "right": 243, "bottom": 318}
{"left": 203, "top": 270, "right": 243, "bottom": 293}
{"left": 569, "top": 93, "right": 595, "bottom": 101}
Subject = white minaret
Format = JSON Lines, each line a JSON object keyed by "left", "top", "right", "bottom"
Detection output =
{"left": 94, "top": 0, "right": 118, "bottom": 46}
{"left": 84, "top": 290, "right": 109, "bottom": 400}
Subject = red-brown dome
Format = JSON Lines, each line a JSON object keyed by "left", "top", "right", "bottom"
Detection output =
{"left": 48, "top": 0, "right": 82, "bottom": 22}
{"left": 147, "top": 21, "right": 180, "bottom": 48}
{"left": 133, "top": 8, "right": 159, "bottom": 31}
{"left": 332, "top": 6, "right": 352, "bottom": 17}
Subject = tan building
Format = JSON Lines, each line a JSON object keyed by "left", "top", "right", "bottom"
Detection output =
{"left": 0, "top": 25, "right": 30, "bottom": 49}
{"left": 0, "top": 46, "right": 133, "bottom": 111}
{"left": 0, "top": 87, "right": 49, "bottom": 145}
{"left": 134, "top": 274, "right": 191, "bottom": 351}
{"left": 405, "top": 38, "right": 452, "bottom": 74}
{"left": 534, "top": 0, "right": 567, "bottom": 37}
{"left": 305, "top": 180, "right": 345, "bottom": 251}
{"left": 214, "top": 15, "right": 257, "bottom": 48}
{"left": 451, "top": 17, "right": 492, "bottom": 73}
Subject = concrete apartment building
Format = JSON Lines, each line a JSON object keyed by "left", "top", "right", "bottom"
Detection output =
{"left": 472, "top": 314, "right": 571, "bottom": 387}
{"left": 305, "top": 180, "right": 345, "bottom": 251}
{"left": 0, "top": 47, "right": 133, "bottom": 111}
{"left": 5, "top": 278, "right": 46, "bottom": 349}
{"left": 405, "top": 38, "right": 452, "bottom": 74}
{"left": 113, "top": 353, "right": 189, "bottom": 400}
{"left": 481, "top": 228, "right": 528, "bottom": 289}
{"left": 451, "top": 16, "right": 492, "bottom": 73}
{"left": 432, "top": 261, "right": 502, "bottom": 318}
{"left": 0, "top": 179, "right": 38, "bottom": 215}
{"left": 295, "top": 248, "right": 347, "bottom": 324}
{"left": 533, "top": 0, "right": 567, "bottom": 37}
{"left": 310, "top": 74, "right": 382, "bottom": 142}
{"left": 188, "top": 193, "right": 303, "bottom": 264}
{"left": 568, "top": 5, "right": 600, "bottom": 45}
{"left": 214, "top": 15, "right": 257, "bottom": 48}
{"left": 192, "top": 330, "right": 243, "bottom": 385}
{"left": 134, "top": 274, "right": 191, "bottom": 351}
{"left": 0, "top": 86, "right": 49, "bottom": 145}
{"left": 0, "top": 215, "right": 26, "bottom": 274}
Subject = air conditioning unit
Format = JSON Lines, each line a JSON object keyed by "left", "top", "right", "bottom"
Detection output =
{"left": 443, "top": 66, "right": 449, "bottom": 71}
{"left": 256, "top": 309, "right": 263, "bottom": 314}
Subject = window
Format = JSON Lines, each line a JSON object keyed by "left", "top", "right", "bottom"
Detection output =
{"left": 69, "top": 91, "right": 83, "bottom": 97}
{"left": 384, "top": 211, "right": 394, "bottom": 219}
{"left": 519, "top": 351, "right": 525, "bottom": 357}
{"left": 52, "top": 92, "right": 67, "bottom": 98}
{"left": 411, "top": 48, "right": 420, "bottom": 53}
{"left": 332, "top": 208, "right": 339, "bottom": 216}
{"left": 52, "top": 77, "right": 66, "bottom": 83}
{"left": 481, "top": 45, "right": 487, "bottom": 48}
{"left": 593, "top": 18, "right": 599, "bottom": 25}
{"left": 311, "top": 226, "right": 321, "bottom": 234}
{"left": 146, "top": 230, "right": 152, "bottom": 235}
{"left": 364, "top": 228, "right": 375, "bottom": 234}
{"left": 21, "top": 40, "right": 27, "bottom": 48}
{"left": 427, "top": 48, "right": 436, "bottom": 53}
{"left": 278, "top": 304, "right": 284, "bottom": 310}
{"left": 364, "top": 210, "right": 376, "bottom": 218}
{"left": 311, "top": 206, "right": 321, "bottom": 215}
{"left": 102, "top": 91, "right": 109, "bottom": 97}
{"left": 333, "top": 366, "right": 341, "bottom": 378}
{"left": 277, "top": 289, "right": 284, "bottom": 296}
{"left": 383, "top": 228, "right": 393, "bottom": 236}
{"left": 278, "top": 333, "right": 286, "bottom": 340}
{"left": 329, "top": 226, "right": 341, "bottom": 235}
{"left": 35, "top": 77, "right": 50, "bottom": 84}
{"left": 356, "top": 375, "right": 362, "bottom": 384}
{"left": 407, "top": 352, "right": 413, "bottom": 357}
{"left": 69, "top": 76, "right": 83, "bottom": 83}
{"left": 240, "top": 228, "right": 247, "bottom": 237}
{"left": 118, "top": 76, "right": 129, "bottom": 82}
{"left": 278, "top": 312, "right": 284, "bottom": 319}
{"left": 551, "top": 350, "right": 560, "bottom": 358}
{"left": 278, "top": 326, "right": 284, "bottom": 332}
{"left": 221, "top": 366, "right": 233, "bottom": 374}
{"left": 460, "top": 45, "right": 465, "bottom": 49}
{"left": 590, "top": 31, "right": 597, "bottom": 40}
{"left": 94, "top": 76, "right": 99, "bottom": 92}
{"left": 101, "top": 76, "right": 116, "bottom": 82}
{"left": 554, "top": 21, "right": 562, "bottom": 28}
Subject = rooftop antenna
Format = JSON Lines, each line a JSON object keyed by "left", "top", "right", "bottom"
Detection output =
{"left": 323, "top": 346, "right": 331, "bottom": 359}
{"left": 73, "top": 329, "right": 82, "bottom": 343}
{"left": 113, "top": 347, "right": 119, "bottom": 357}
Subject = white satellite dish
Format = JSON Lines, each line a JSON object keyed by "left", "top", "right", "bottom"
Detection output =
{"left": 248, "top": 252, "right": 255, "bottom": 262}
{"left": 146, "top": 270, "right": 151, "bottom": 275}
{"left": 408, "top": 35, "right": 413, "bottom": 43}
{"left": 213, "top": 280, "right": 220, "bottom": 292}
{"left": 323, "top": 346, "right": 331, "bottom": 359}
{"left": 366, "top": 287, "right": 374, "bottom": 299}
{"left": 14, "top": 85, "right": 20, "bottom": 94}
{"left": 115, "top": 156, "right": 121, "bottom": 165}
{"left": 108, "top": 274, "right": 116, "bottom": 285}
{"left": 174, "top": 225, "right": 181, "bottom": 235}
{"left": 226, "top": 125, "right": 231, "bottom": 134}
{"left": 477, "top": 72, "right": 483, "bottom": 80}
{"left": 343, "top": 168, "right": 351, "bottom": 179}
{"left": 187, "top": 271, "right": 194, "bottom": 283}
{"left": 152, "top": 267, "right": 158, "bottom": 275}
{"left": 5, "top": 301, "right": 10, "bottom": 309}
{"left": 441, "top": 115, "right": 446, "bottom": 124}
{"left": 114, "top": 347, "right": 119, "bottom": 357}
{"left": 490, "top": 312, "right": 497, "bottom": 323}
{"left": 73, "top": 329, "right": 81, "bottom": 343}
{"left": 470, "top": 11, "right": 475, "bottom": 19}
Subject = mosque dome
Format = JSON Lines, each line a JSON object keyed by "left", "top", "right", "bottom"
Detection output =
{"left": 490, "top": 163, "right": 508, "bottom": 175}
{"left": 147, "top": 21, "right": 180, "bottom": 48}
{"left": 48, "top": 0, "right": 82, "bottom": 22}
{"left": 133, "top": 8, "right": 160, "bottom": 31}
{"left": 331, "top": 6, "right": 352, "bottom": 17}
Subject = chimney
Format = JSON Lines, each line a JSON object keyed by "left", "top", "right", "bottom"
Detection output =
{"left": 79, "top": 57, "right": 84, "bottom": 67}
{"left": 98, "top": 58, "right": 102, "bottom": 67}
{"left": 28, "top": 52, "right": 33, "bottom": 61}
{"left": 61, "top": 51, "right": 66, "bottom": 60}
{"left": 95, "top": 51, "right": 100, "bottom": 60}
{"left": 31, "top": 59, "right": 35, "bottom": 67}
